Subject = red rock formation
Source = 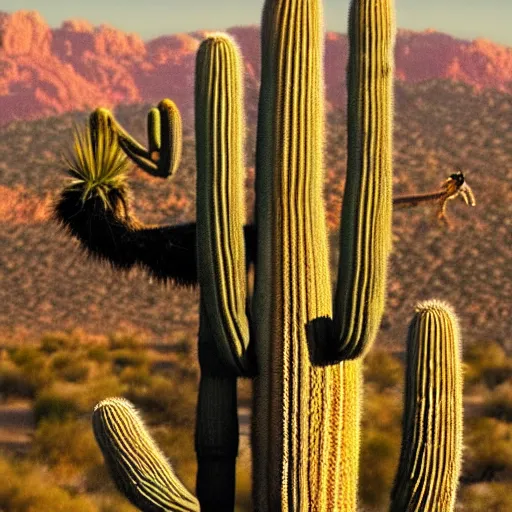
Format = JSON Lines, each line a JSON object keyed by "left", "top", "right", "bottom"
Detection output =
{"left": 0, "top": 11, "right": 511, "bottom": 126}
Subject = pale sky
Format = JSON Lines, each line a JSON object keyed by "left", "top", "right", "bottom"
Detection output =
{"left": 2, "top": 0, "right": 510, "bottom": 47}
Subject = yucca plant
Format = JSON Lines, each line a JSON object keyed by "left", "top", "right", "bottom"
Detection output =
{"left": 54, "top": 0, "right": 473, "bottom": 510}
{"left": 64, "top": 110, "right": 131, "bottom": 211}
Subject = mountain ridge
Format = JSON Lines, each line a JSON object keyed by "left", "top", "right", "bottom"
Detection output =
{"left": 1, "top": 10, "right": 511, "bottom": 126}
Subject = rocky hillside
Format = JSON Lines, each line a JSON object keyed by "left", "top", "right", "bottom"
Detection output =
{"left": 0, "top": 79, "right": 510, "bottom": 351}
{"left": 1, "top": 10, "right": 511, "bottom": 126}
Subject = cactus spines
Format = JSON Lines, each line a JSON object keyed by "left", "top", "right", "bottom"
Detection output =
{"left": 116, "top": 99, "right": 183, "bottom": 178}
{"left": 65, "top": 108, "right": 131, "bottom": 210}
{"left": 195, "top": 33, "right": 251, "bottom": 376}
{"left": 92, "top": 398, "right": 199, "bottom": 512}
{"left": 390, "top": 300, "right": 463, "bottom": 512}
{"left": 252, "top": 0, "right": 348, "bottom": 509}
{"left": 333, "top": 0, "right": 395, "bottom": 359}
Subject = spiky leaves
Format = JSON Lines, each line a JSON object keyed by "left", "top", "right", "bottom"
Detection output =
{"left": 253, "top": 0, "right": 345, "bottom": 509}
{"left": 333, "top": 0, "right": 395, "bottom": 359}
{"left": 92, "top": 398, "right": 199, "bottom": 512}
{"left": 390, "top": 301, "right": 463, "bottom": 512}
{"left": 195, "top": 33, "right": 251, "bottom": 376}
{"left": 55, "top": 109, "right": 198, "bottom": 286}
{"left": 64, "top": 108, "right": 131, "bottom": 211}
{"left": 116, "top": 99, "right": 183, "bottom": 178}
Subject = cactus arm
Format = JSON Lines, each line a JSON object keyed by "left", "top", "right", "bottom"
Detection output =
{"left": 195, "top": 33, "right": 252, "bottom": 376}
{"left": 390, "top": 301, "right": 463, "bottom": 512}
{"left": 332, "top": 0, "right": 395, "bottom": 359}
{"left": 92, "top": 398, "right": 200, "bottom": 512}
{"left": 114, "top": 99, "right": 182, "bottom": 178}
{"left": 55, "top": 109, "right": 196, "bottom": 286}
{"left": 253, "top": 1, "right": 346, "bottom": 509}
{"left": 148, "top": 107, "right": 162, "bottom": 154}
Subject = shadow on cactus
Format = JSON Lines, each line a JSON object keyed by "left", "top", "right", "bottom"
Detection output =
{"left": 52, "top": 0, "right": 473, "bottom": 511}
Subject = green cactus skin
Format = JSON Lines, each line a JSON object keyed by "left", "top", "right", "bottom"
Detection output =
{"left": 114, "top": 99, "right": 182, "bottom": 178}
{"left": 332, "top": 0, "right": 395, "bottom": 359}
{"left": 195, "top": 33, "right": 252, "bottom": 377}
{"left": 252, "top": 1, "right": 353, "bottom": 509}
{"left": 92, "top": 398, "right": 199, "bottom": 512}
{"left": 390, "top": 300, "right": 463, "bottom": 512}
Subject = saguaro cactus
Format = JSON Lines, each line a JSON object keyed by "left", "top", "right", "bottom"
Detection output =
{"left": 390, "top": 301, "right": 463, "bottom": 512}
{"left": 54, "top": 0, "right": 470, "bottom": 511}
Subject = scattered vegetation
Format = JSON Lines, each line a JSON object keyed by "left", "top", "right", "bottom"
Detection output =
{"left": 0, "top": 334, "right": 509, "bottom": 510}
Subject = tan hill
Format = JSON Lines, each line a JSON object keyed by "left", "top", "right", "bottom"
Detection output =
{"left": 0, "top": 79, "right": 510, "bottom": 351}
{"left": 1, "top": 10, "right": 512, "bottom": 126}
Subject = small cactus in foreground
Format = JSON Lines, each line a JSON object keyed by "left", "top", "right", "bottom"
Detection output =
{"left": 93, "top": 398, "right": 199, "bottom": 512}
{"left": 390, "top": 301, "right": 463, "bottom": 512}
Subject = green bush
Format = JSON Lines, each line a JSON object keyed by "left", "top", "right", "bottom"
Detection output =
{"left": 40, "top": 331, "right": 79, "bottom": 354}
{"left": 459, "top": 482, "right": 512, "bottom": 512}
{"left": 0, "top": 455, "right": 96, "bottom": 512}
{"left": 33, "top": 390, "right": 81, "bottom": 424}
{"left": 111, "top": 348, "right": 148, "bottom": 371}
{"left": 364, "top": 349, "right": 403, "bottom": 392}
{"left": 108, "top": 333, "right": 143, "bottom": 350}
{"left": 87, "top": 345, "right": 110, "bottom": 363}
{"left": 125, "top": 374, "right": 197, "bottom": 427}
{"left": 119, "top": 365, "right": 152, "bottom": 387}
{"left": 0, "top": 361, "right": 36, "bottom": 399}
{"left": 50, "top": 351, "right": 90, "bottom": 383}
{"left": 8, "top": 346, "right": 54, "bottom": 390}
{"left": 463, "top": 417, "right": 512, "bottom": 483}
{"left": 464, "top": 341, "right": 512, "bottom": 389}
{"left": 483, "top": 381, "right": 512, "bottom": 422}
{"left": 31, "top": 418, "right": 102, "bottom": 477}
{"left": 74, "top": 375, "right": 126, "bottom": 412}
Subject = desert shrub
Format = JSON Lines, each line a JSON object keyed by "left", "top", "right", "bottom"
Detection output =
{"left": 87, "top": 345, "right": 110, "bottom": 363}
{"left": 9, "top": 346, "right": 42, "bottom": 366}
{"left": 0, "top": 361, "right": 36, "bottom": 399}
{"left": 50, "top": 351, "right": 90, "bottom": 383}
{"left": 0, "top": 455, "right": 96, "bottom": 512}
{"left": 108, "top": 333, "right": 143, "bottom": 350}
{"left": 33, "top": 390, "right": 81, "bottom": 424}
{"left": 463, "top": 417, "right": 512, "bottom": 483}
{"left": 360, "top": 381, "right": 402, "bottom": 509}
{"left": 364, "top": 349, "right": 403, "bottom": 392}
{"left": 360, "top": 430, "right": 400, "bottom": 509}
{"left": 31, "top": 418, "right": 102, "bottom": 478}
{"left": 8, "top": 346, "right": 54, "bottom": 389}
{"left": 125, "top": 375, "right": 197, "bottom": 427}
{"left": 111, "top": 348, "right": 148, "bottom": 371}
{"left": 459, "top": 482, "right": 512, "bottom": 512}
{"left": 483, "top": 381, "right": 512, "bottom": 422}
{"left": 464, "top": 341, "right": 512, "bottom": 389}
{"left": 74, "top": 375, "right": 126, "bottom": 412}
{"left": 40, "top": 331, "right": 79, "bottom": 354}
{"left": 119, "top": 365, "right": 152, "bottom": 387}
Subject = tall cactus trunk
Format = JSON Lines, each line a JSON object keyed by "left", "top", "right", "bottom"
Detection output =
{"left": 333, "top": 0, "right": 395, "bottom": 359}
{"left": 252, "top": 1, "right": 346, "bottom": 509}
